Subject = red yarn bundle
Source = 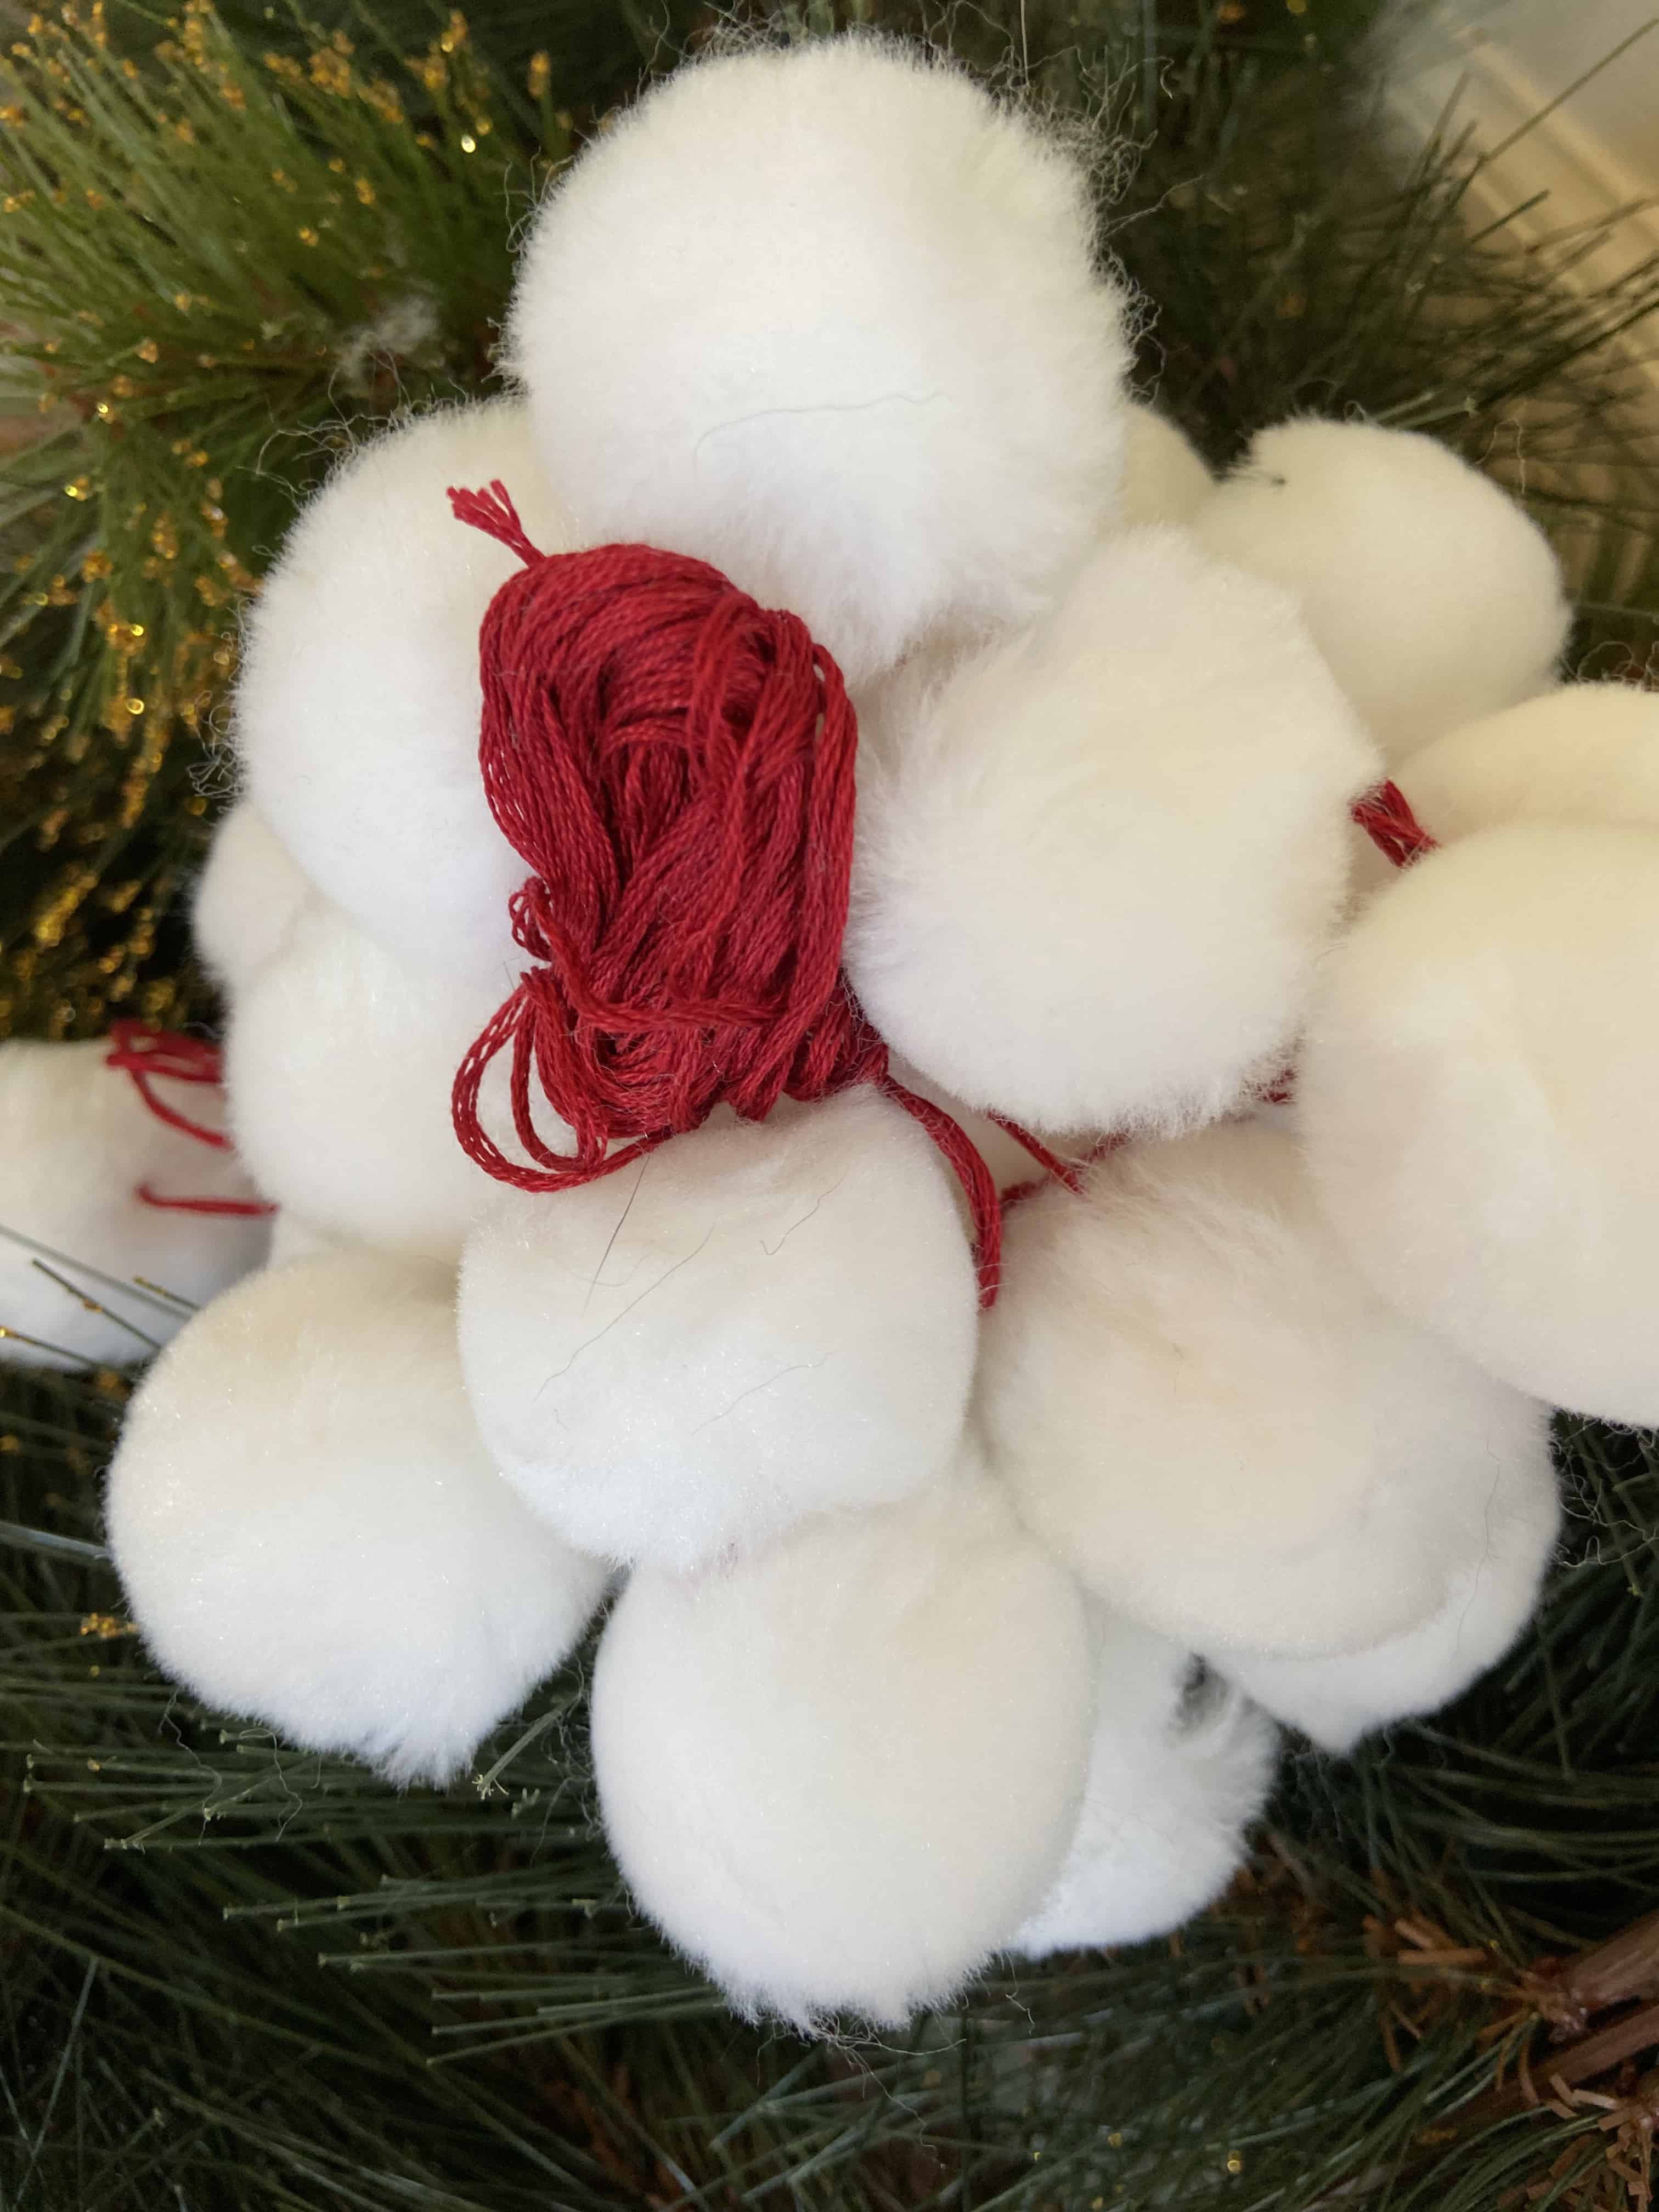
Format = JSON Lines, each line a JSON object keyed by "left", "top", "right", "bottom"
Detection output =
{"left": 447, "top": 481, "right": 1438, "bottom": 1310}
{"left": 447, "top": 483, "right": 1005, "bottom": 1302}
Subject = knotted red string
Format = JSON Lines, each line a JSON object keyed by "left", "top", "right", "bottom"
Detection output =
{"left": 447, "top": 482, "right": 1005, "bottom": 1304}
{"left": 1353, "top": 779, "right": 1438, "bottom": 870}
{"left": 103, "top": 1021, "right": 274, "bottom": 1217}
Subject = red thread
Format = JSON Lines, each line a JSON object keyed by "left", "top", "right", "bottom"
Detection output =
{"left": 1251, "top": 785, "right": 1440, "bottom": 1114}
{"left": 104, "top": 1022, "right": 275, "bottom": 1218}
{"left": 1352, "top": 780, "right": 1438, "bottom": 869}
{"left": 992, "top": 1115, "right": 1087, "bottom": 1197}
{"left": 448, "top": 482, "right": 1007, "bottom": 1305}
{"left": 104, "top": 1020, "right": 230, "bottom": 1148}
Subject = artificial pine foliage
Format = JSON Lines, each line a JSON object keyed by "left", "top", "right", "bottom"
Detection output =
{"left": 3, "top": 3, "right": 1658, "bottom": 2205}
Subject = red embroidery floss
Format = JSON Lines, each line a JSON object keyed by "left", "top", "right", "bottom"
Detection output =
{"left": 447, "top": 482, "right": 1008, "bottom": 1302}
{"left": 103, "top": 1022, "right": 274, "bottom": 1217}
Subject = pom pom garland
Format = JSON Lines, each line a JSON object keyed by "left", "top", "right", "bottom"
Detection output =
{"left": 18, "top": 25, "right": 1624, "bottom": 2027}
{"left": 234, "top": 399, "right": 576, "bottom": 982}
{"left": 507, "top": 37, "right": 1132, "bottom": 689}
{"left": 1209, "top": 1418, "right": 1560, "bottom": 1752}
{"left": 225, "top": 894, "right": 522, "bottom": 1267}
{"left": 1300, "top": 819, "right": 1659, "bottom": 1425}
{"left": 845, "top": 526, "right": 1381, "bottom": 1133}
{"left": 190, "top": 800, "right": 311, "bottom": 1002}
{"left": 458, "top": 1087, "right": 980, "bottom": 1571}
{"left": 1116, "top": 403, "right": 1213, "bottom": 529}
{"left": 979, "top": 1121, "right": 1556, "bottom": 1660}
{"left": 1193, "top": 419, "right": 1570, "bottom": 764}
{"left": 0, "top": 1035, "right": 268, "bottom": 1368}
{"left": 1013, "top": 1617, "right": 1280, "bottom": 1959}
{"left": 445, "top": 482, "right": 1007, "bottom": 1299}
{"left": 590, "top": 1460, "right": 1093, "bottom": 2026}
{"left": 1397, "top": 683, "right": 1659, "bottom": 843}
{"left": 107, "top": 1250, "right": 610, "bottom": 1785}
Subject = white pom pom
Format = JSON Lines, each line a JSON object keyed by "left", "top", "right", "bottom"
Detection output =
{"left": 1193, "top": 420, "right": 1568, "bottom": 764}
{"left": 235, "top": 399, "right": 574, "bottom": 981}
{"left": 845, "top": 528, "right": 1378, "bottom": 1133}
{"left": 106, "top": 1250, "right": 608, "bottom": 1784}
{"left": 265, "top": 1209, "right": 345, "bottom": 1269}
{"left": 1013, "top": 1616, "right": 1278, "bottom": 1959}
{"left": 1400, "top": 684, "right": 1659, "bottom": 842}
{"left": 458, "top": 1087, "right": 979, "bottom": 1570}
{"left": 590, "top": 1461, "right": 1092, "bottom": 2025}
{"left": 0, "top": 1039, "right": 267, "bottom": 1368}
{"left": 1117, "top": 403, "right": 1212, "bottom": 528}
{"left": 980, "top": 1120, "right": 1554, "bottom": 1657}
{"left": 1300, "top": 820, "right": 1659, "bottom": 1424}
{"left": 1211, "top": 1427, "right": 1559, "bottom": 1751}
{"left": 225, "top": 894, "right": 522, "bottom": 1265}
{"left": 191, "top": 801, "right": 312, "bottom": 1000}
{"left": 507, "top": 37, "right": 1131, "bottom": 687}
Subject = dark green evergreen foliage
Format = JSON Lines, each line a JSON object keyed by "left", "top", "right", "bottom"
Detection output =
{"left": 3, "top": 3, "right": 1658, "bottom": 2204}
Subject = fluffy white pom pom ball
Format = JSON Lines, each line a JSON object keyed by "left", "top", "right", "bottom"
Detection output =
{"left": 591, "top": 1460, "right": 1092, "bottom": 2025}
{"left": 1211, "top": 1428, "right": 1559, "bottom": 1752}
{"left": 458, "top": 1087, "right": 979, "bottom": 1570}
{"left": 1301, "top": 819, "right": 1659, "bottom": 1424}
{"left": 980, "top": 1120, "right": 1554, "bottom": 1657}
{"left": 1194, "top": 420, "right": 1568, "bottom": 763}
{"left": 845, "top": 527, "right": 1378, "bottom": 1133}
{"left": 1400, "top": 683, "right": 1659, "bottom": 842}
{"left": 1116, "top": 402, "right": 1212, "bottom": 528}
{"left": 106, "top": 1250, "right": 609, "bottom": 1784}
{"left": 1013, "top": 1615, "right": 1278, "bottom": 1959}
{"left": 0, "top": 1038, "right": 267, "bottom": 1368}
{"left": 191, "top": 800, "right": 312, "bottom": 1001}
{"left": 507, "top": 37, "right": 1131, "bottom": 687}
{"left": 225, "top": 894, "right": 531, "bottom": 1266}
{"left": 235, "top": 399, "right": 573, "bottom": 982}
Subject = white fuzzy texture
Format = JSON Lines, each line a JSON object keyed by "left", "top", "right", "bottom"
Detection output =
{"left": 1194, "top": 420, "right": 1569, "bottom": 764}
{"left": 1400, "top": 684, "right": 1659, "bottom": 842}
{"left": 0, "top": 1039, "right": 268, "bottom": 1369}
{"left": 980, "top": 1120, "right": 1554, "bottom": 1657}
{"left": 846, "top": 528, "right": 1379, "bottom": 1132}
{"left": 1117, "top": 403, "right": 1212, "bottom": 528}
{"left": 1013, "top": 1616, "right": 1278, "bottom": 1958}
{"left": 458, "top": 1088, "right": 978, "bottom": 1570}
{"left": 265, "top": 1210, "right": 348, "bottom": 1269}
{"left": 191, "top": 800, "right": 312, "bottom": 1001}
{"left": 508, "top": 37, "right": 1131, "bottom": 689}
{"left": 591, "top": 1462, "right": 1092, "bottom": 2026}
{"left": 225, "top": 894, "right": 531, "bottom": 1266}
{"left": 1300, "top": 819, "right": 1659, "bottom": 1424}
{"left": 235, "top": 399, "right": 574, "bottom": 982}
{"left": 1211, "top": 1429, "right": 1559, "bottom": 1751}
{"left": 106, "top": 1250, "right": 608, "bottom": 1784}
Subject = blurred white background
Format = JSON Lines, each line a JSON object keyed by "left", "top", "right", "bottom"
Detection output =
{"left": 1392, "top": 2, "right": 1659, "bottom": 301}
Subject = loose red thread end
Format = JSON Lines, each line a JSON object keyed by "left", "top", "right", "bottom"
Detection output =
{"left": 135, "top": 1183, "right": 276, "bottom": 1218}
{"left": 448, "top": 479, "right": 543, "bottom": 568}
{"left": 105, "top": 1022, "right": 230, "bottom": 1150}
{"left": 993, "top": 1115, "right": 1087, "bottom": 1197}
{"left": 105, "top": 1022, "right": 275, "bottom": 1218}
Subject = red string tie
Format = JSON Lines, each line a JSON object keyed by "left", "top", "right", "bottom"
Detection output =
{"left": 447, "top": 481, "right": 1011, "bottom": 1305}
